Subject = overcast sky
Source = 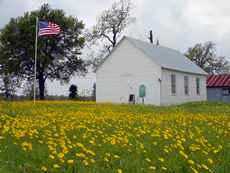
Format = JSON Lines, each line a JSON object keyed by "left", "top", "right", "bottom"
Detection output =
{"left": 0, "top": 0, "right": 229, "bottom": 96}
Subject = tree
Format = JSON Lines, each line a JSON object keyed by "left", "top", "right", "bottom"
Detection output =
{"left": 69, "top": 84, "right": 78, "bottom": 99}
{"left": 92, "top": 83, "right": 96, "bottom": 100}
{"left": 0, "top": 4, "right": 87, "bottom": 100}
{"left": 185, "top": 42, "right": 229, "bottom": 74}
{"left": 0, "top": 51, "right": 21, "bottom": 99}
{"left": 87, "top": 0, "right": 132, "bottom": 68}
{"left": 0, "top": 74, "right": 19, "bottom": 100}
{"left": 23, "top": 80, "right": 43, "bottom": 99}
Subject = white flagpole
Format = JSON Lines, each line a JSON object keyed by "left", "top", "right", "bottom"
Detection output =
{"left": 34, "top": 17, "right": 38, "bottom": 104}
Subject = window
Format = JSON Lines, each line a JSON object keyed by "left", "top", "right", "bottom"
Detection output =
{"left": 184, "top": 76, "right": 189, "bottom": 95}
{"left": 222, "top": 88, "right": 230, "bottom": 96}
{"left": 171, "top": 74, "right": 176, "bottom": 95}
{"left": 196, "top": 78, "right": 200, "bottom": 95}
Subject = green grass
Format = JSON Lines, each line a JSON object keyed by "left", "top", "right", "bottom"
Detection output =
{"left": 0, "top": 101, "right": 229, "bottom": 173}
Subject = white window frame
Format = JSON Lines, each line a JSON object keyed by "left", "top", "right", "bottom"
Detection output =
{"left": 171, "top": 74, "right": 176, "bottom": 95}
{"left": 184, "top": 76, "right": 189, "bottom": 95}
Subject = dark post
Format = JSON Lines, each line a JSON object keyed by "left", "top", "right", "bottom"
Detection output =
{"left": 156, "top": 39, "right": 160, "bottom": 46}
{"left": 149, "top": 30, "right": 153, "bottom": 44}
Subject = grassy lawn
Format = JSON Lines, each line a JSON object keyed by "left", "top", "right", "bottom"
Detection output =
{"left": 0, "top": 101, "right": 229, "bottom": 173}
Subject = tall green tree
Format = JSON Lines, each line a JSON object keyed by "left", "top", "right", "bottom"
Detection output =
{"left": 185, "top": 42, "right": 229, "bottom": 74}
{"left": 0, "top": 4, "right": 87, "bottom": 99}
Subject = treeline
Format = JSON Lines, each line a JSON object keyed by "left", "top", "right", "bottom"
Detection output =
{"left": 0, "top": 83, "right": 96, "bottom": 101}
{"left": 0, "top": 0, "right": 229, "bottom": 101}
{"left": 0, "top": 95, "right": 95, "bottom": 101}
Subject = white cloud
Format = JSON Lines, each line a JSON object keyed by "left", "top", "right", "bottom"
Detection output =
{"left": 0, "top": 0, "right": 229, "bottom": 95}
{"left": 128, "top": 0, "right": 230, "bottom": 57}
{"left": 0, "top": 0, "right": 44, "bottom": 28}
{"left": 45, "top": 0, "right": 114, "bottom": 27}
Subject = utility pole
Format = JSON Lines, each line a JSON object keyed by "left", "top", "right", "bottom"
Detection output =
{"left": 34, "top": 17, "right": 38, "bottom": 104}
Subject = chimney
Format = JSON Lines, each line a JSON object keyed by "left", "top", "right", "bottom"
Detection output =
{"left": 156, "top": 39, "right": 160, "bottom": 46}
{"left": 149, "top": 30, "right": 153, "bottom": 44}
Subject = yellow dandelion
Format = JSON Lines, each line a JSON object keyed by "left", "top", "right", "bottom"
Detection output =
{"left": 83, "top": 160, "right": 89, "bottom": 166}
{"left": 90, "top": 158, "right": 95, "bottom": 164}
{"left": 179, "top": 150, "right": 188, "bottom": 159}
{"left": 53, "top": 164, "right": 60, "bottom": 169}
{"left": 164, "top": 148, "right": 169, "bottom": 153}
{"left": 190, "top": 167, "right": 199, "bottom": 173}
{"left": 111, "top": 138, "right": 116, "bottom": 145}
{"left": 188, "top": 160, "right": 195, "bottom": 165}
{"left": 149, "top": 166, "right": 156, "bottom": 170}
{"left": 114, "top": 155, "right": 120, "bottom": 159}
{"left": 201, "top": 164, "right": 209, "bottom": 170}
{"left": 207, "top": 158, "right": 213, "bottom": 164}
{"left": 41, "top": 166, "right": 47, "bottom": 172}
{"left": 104, "top": 157, "right": 109, "bottom": 162}
{"left": 58, "top": 153, "right": 65, "bottom": 159}
{"left": 67, "top": 159, "right": 74, "bottom": 164}
{"left": 49, "top": 155, "right": 55, "bottom": 160}
{"left": 145, "top": 158, "right": 151, "bottom": 162}
{"left": 117, "top": 169, "right": 122, "bottom": 173}
{"left": 161, "top": 166, "right": 167, "bottom": 170}
{"left": 158, "top": 157, "right": 164, "bottom": 162}
{"left": 76, "top": 153, "right": 86, "bottom": 158}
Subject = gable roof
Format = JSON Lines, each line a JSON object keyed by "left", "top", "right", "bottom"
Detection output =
{"left": 207, "top": 74, "right": 230, "bottom": 87}
{"left": 125, "top": 37, "right": 207, "bottom": 75}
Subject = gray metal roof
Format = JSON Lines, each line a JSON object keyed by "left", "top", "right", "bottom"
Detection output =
{"left": 126, "top": 36, "right": 207, "bottom": 75}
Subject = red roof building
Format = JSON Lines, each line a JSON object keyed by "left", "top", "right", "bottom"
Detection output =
{"left": 207, "top": 74, "right": 230, "bottom": 102}
{"left": 207, "top": 74, "right": 230, "bottom": 88}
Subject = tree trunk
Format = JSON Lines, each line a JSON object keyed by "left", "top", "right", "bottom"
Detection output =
{"left": 4, "top": 90, "right": 10, "bottom": 100}
{"left": 38, "top": 73, "right": 45, "bottom": 100}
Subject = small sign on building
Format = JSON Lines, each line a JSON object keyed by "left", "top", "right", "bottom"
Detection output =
{"left": 139, "top": 85, "right": 146, "bottom": 104}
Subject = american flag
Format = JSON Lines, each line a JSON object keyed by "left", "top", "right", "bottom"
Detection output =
{"left": 38, "top": 21, "right": 61, "bottom": 36}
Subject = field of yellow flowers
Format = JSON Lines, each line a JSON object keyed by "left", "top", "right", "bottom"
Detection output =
{"left": 0, "top": 101, "right": 229, "bottom": 173}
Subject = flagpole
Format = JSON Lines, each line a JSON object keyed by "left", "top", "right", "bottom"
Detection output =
{"left": 34, "top": 17, "right": 38, "bottom": 104}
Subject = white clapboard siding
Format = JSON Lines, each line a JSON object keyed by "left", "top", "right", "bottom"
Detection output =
{"left": 96, "top": 36, "right": 207, "bottom": 105}
{"left": 97, "top": 38, "right": 162, "bottom": 105}
{"left": 160, "top": 69, "right": 207, "bottom": 105}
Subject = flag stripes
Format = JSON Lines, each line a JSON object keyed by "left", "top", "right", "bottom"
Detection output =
{"left": 38, "top": 21, "right": 61, "bottom": 36}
